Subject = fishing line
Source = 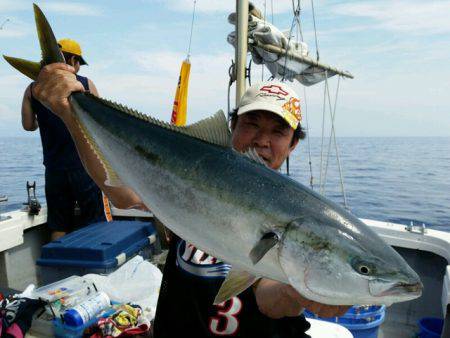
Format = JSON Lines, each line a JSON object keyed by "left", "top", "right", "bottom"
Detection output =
{"left": 186, "top": 0, "right": 197, "bottom": 60}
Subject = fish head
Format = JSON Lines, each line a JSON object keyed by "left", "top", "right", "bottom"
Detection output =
{"left": 278, "top": 212, "right": 422, "bottom": 306}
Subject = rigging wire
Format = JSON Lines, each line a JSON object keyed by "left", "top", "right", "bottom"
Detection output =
{"left": 262, "top": 0, "right": 267, "bottom": 81}
{"left": 310, "top": 0, "right": 320, "bottom": 61}
{"left": 281, "top": 0, "right": 301, "bottom": 81}
{"left": 322, "top": 75, "right": 341, "bottom": 190}
{"left": 302, "top": 86, "right": 314, "bottom": 189}
{"left": 186, "top": 0, "right": 197, "bottom": 60}
{"left": 321, "top": 76, "right": 348, "bottom": 208}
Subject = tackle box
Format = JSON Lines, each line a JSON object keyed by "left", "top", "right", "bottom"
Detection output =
{"left": 37, "top": 220, "right": 159, "bottom": 284}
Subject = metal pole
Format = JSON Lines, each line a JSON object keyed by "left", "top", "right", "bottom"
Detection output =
{"left": 235, "top": 0, "right": 248, "bottom": 106}
{"left": 252, "top": 40, "right": 354, "bottom": 79}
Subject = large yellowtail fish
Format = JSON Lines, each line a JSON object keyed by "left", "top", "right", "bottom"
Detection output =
{"left": 3, "top": 4, "right": 423, "bottom": 306}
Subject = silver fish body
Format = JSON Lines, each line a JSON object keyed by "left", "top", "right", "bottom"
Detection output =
{"left": 71, "top": 93, "right": 422, "bottom": 306}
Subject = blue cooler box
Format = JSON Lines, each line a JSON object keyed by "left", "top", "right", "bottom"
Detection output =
{"left": 37, "top": 220, "right": 159, "bottom": 285}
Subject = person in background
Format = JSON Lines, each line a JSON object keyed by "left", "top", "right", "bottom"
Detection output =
{"left": 21, "top": 39, "right": 109, "bottom": 241}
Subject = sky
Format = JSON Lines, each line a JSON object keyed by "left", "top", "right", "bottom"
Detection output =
{"left": 1, "top": 0, "right": 450, "bottom": 137}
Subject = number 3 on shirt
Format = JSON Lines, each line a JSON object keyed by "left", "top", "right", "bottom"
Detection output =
{"left": 209, "top": 297, "right": 243, "bottom": 336}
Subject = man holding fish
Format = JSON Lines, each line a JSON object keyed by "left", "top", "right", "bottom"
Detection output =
{"left": 6, "top": 5, "right": 421, "bottom": 337}
{"left": 33, "top": 66, "right": 347, "bottom": 336}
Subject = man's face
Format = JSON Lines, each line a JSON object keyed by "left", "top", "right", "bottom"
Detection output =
{"left": 231, "top": 110, "right": 299, "bottom": 170}
{"left": 69, "top": 55, "right": 80, "bottom": 74}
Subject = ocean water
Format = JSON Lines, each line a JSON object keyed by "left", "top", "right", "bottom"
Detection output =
{"left": 1, "top": 136, "right": 449, "bottom": 230}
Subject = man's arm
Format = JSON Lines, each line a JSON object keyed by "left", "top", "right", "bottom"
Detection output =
{"left": 33, "top": 63, "right": 146, "bottom": 210}
{"left": 253, "top": 278, "right": 350, "bottom": 319}
{"left": 21, "top": 84, "right": 38, "bottom": 131}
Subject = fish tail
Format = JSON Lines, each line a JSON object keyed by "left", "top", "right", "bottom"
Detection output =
{"left": 2, "top": 56, "right": 42, "bottom": 80}
{"left": 33, "top": 3, "right": 65, "bottom": 65}
{"left": 3, "top": 4, "right": 64, "bottom": 80}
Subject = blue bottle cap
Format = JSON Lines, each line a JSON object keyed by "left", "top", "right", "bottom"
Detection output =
{"left": 63, "top": 309, "right": 84, "bottom": 327}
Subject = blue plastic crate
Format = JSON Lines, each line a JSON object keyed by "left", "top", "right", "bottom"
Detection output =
{"left": 37, "top": 221, "right": 158, "bottom": 284}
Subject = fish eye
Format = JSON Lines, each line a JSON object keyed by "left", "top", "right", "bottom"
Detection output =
{"left": 358, "top": 265, "right": 371, "bottom": 275}
{"left": 351, "top": 257, "right": 376, "bottom": 276}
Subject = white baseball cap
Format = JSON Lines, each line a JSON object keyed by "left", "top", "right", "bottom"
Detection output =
{"left": 237, "top": 81, "right": 302, "bottom": 129}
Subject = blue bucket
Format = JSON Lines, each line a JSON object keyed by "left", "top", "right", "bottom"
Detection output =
{"left": 305, "top": 305, "right": 386, "bottom": 338}
{"left": 418, "top": 317, "right": 443, "bottom": 338}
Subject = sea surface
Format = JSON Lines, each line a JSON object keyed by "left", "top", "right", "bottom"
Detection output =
{"left": 1, "top": 136, "right": 449, "bottom": 230}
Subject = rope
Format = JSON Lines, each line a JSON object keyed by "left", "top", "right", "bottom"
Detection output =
{"left": 310, "top": 0, "right": 320, "bottom": 61}
{"left": 302, "top": 86, "right": 314, "bottom": 189}
{"left": 186, "top": 0, "right": 197, "bottom": 60}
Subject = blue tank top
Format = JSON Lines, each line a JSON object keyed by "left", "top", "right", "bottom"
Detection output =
{"left": 31, "top": 75, "right": 89, "bottom": 170}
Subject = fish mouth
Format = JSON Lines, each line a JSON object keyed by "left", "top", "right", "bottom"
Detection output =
{"left": 371, "top": 280, "right": 423, "bottom": 298}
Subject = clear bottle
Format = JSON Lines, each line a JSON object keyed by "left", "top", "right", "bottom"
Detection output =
{"left": 63, "top": 292, "right": 110, "bottom": 327}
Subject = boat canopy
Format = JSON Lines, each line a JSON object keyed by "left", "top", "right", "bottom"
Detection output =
{"left": 228, "top": 12, "right": 353, "bottom": 86}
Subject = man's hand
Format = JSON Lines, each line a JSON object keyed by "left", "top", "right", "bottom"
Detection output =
{"left": 32, "top": 63, "right": 85, "bottom": 121}
{"left": 254, "top": 278, "right": 350, "bottom": 319}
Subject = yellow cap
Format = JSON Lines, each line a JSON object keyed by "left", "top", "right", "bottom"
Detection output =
{"left": 58, "top": 38, "right": 87, "bottom": 65}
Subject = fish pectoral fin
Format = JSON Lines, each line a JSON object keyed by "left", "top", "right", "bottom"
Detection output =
{"left": 249, "top": 232, "right": 279, "bottom": 264}
{"left": 3, "top": 56, "right": 41, "bottom": 80}
{"left": 213, "top": 269, "right": 258, "bottom": 305}
{"left": 184, "top": 110, "right": 231, "bottom": 147}
{"left": 239, "top": 148, "right": 269, "bottom": 167}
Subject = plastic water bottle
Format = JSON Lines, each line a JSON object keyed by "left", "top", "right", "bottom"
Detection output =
{"left": 63, "top": 292, "right": 110, "bottom": 327}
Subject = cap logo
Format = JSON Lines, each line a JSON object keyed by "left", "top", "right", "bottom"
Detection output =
{"left": 282, "top": 97, "right": 302, "bottom": 123}
{"left": 260, "top": 85, "right": 288, "bottom": 96}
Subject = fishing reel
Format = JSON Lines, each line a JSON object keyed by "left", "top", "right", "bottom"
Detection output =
{"left": 23, "top": 181, "right": 41, "bottom": 215}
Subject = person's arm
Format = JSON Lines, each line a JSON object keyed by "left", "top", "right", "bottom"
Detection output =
{"left": 32, "top": 63, "right": 146, "bottom": 210}
{"left": 253, "top": 278, "right": 350, "bottom": 319}
{"left": 21, "top": 84, "right": 38, "bottom": 131}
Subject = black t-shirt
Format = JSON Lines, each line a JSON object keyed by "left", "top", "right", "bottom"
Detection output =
{"left": 30, "top": 75, "right": 89, "bottom": 170}
{"left": 153, "top": 235, "right": 311, "bottom": 338}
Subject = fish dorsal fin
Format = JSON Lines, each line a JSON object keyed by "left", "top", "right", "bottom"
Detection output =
{"left": 89, "top": 95, "right": 231, "bottom": 147}
{"left": 240, "top": 148, "right": 268, "bottom": 166}
{"left": 214, "top": 269, "right": 259, "bottom": 305}
{"left": 184, "top": 110, "right": 231, "bottom": 147}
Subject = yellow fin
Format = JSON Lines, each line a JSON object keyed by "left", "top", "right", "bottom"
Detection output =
{"left": 33, "top": 3, "right": 65, "bottom": 65}
{"left": 213, "top": 269, "right": 258, "bottom": 305}
{"left": 3, "top": 56, "right": 41, "bottom": 80}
